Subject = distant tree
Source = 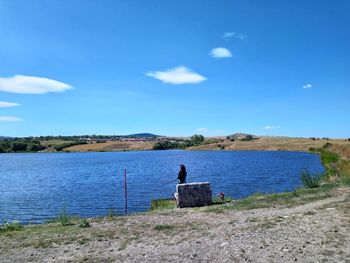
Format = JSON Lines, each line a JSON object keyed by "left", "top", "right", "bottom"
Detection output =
{"left": 190, "top": 134, "right": 204, "bottom": 146}
{"left": 26, "top": 143, "right": 46, "bottom": 152}
{"left": 10, "top": 141, "right": 28, "bottom": 152}
{"left": 153, "top": 141, "right": 180, "bottom": 150}
{"left": 240, "top": 135, "right": 254, "bottom": 141}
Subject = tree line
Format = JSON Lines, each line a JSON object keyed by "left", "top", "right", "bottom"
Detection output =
{"left": 153, "top": 135, "right": 205, "bottom": 150}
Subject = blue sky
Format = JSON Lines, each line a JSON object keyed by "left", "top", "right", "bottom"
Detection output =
{"left": 0, "top": 0, "right": 349, "bottom": 138}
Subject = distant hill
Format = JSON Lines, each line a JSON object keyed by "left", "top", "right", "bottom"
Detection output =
{"left": 229, "top": 133, "right": 257, "bottom": 140}
{"left": 124, "top": 133, "right": 161, "bottom": 138}
{"left": 0, "top": 136, "right": 11, "bottom": 140}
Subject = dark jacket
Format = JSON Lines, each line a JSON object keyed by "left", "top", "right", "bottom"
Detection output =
{"left": 178, "top": 169, "right": 187, "bottom": 184}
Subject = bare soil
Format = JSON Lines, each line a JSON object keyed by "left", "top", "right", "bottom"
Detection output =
{"left": 1, "top": 188, "right": 349, "bottom": 262}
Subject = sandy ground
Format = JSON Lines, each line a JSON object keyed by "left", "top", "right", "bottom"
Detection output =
{"left": 1, "top": 188, "right": 349, "bottom": 263}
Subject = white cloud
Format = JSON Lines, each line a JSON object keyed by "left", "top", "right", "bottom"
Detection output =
{"left": 196, "top": 128, "right": 208, "bottom": 132}
{"left": 0, "top": 75, "right": 73, "bottom": 94}
{"left": 223, "top": 32, "right": 247, "bottom": 40}
{"left": 210, "top": 47, "right": 232, "bottom": 58}
{"left": 302, "top": 83, "right": 312, "bottom": 89}
{"left": 146, "top": 66, "right": 206, "bottom": 85}
{"left": 0, "top": 101, "right": 20, "bottom": 108}
{"left": 0, "top": 116, "right": 23, "bottom": 122}
{"left": 223, "top": 32, "right": 236, "bottom": 38}
{"left": 264, "top": 126, "right": 282, "bottom": 130}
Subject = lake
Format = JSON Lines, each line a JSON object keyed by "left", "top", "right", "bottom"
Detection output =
{"left": 0, "top": 150, "right": 324, "bottom": 224}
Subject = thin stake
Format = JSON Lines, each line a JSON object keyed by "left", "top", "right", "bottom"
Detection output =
{"left": 124, "top": 169, "right": 128, "bottom": 214}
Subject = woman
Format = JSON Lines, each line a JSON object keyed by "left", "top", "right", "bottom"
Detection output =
{"left": 178, "top": 164, "right": 187, "bottom": 184}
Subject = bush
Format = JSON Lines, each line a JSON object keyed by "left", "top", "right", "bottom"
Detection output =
{"left": 320, "top": 150, "right": 339, "bottom": 165}
{"left": 300, "top": 170, "right": 321, "bottom": 188}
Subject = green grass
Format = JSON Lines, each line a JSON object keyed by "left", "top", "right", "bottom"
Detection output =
{"left": 0, "top": 220, "right": 22, "bottom": 233}
{"left": 150, "top": 198, "right": 176, "bottom": 211}
{"left": 203, "top": 183, "right": 337, "bottom": 213}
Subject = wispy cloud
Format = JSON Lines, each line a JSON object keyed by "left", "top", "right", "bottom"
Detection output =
{"left": 302, "top": 83, "right": 312, "bottom": 89}
{"left": 210, "top": 47, "right": 232, "bottom": 58}
{"left": 119, "top": 91, "right": 135, "bottom": 96}
{"left": 146, "top": 66, "right": 206, "bottom": 85}
{"left": 263, "top": 126, "right": 282, "bottom": 130}
{"left": 0, "top": 101, "right": 20, "bottom": 108}
{"left": 0, "top": 75, "right": 73, "bottom": 94}
{"left": 0, "top": 116, "right": 23, "bottom": 122}
{"left": 223, "top": 32, "right": 247, "bottom": 40}
{"left": 196, "top": 128, "right": 208, "bottom": 132}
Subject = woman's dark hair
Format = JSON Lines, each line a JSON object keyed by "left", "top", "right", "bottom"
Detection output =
{"left": 180, "top": 164, "right": 186, "bottom": 172}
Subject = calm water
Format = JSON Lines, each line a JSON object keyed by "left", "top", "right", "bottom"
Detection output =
{"left": 0, "top": 150, "right": 324, "bottom": 223}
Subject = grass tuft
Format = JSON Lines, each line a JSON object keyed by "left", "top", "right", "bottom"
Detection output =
{"left": 0, "top": 220, "right": 22, "bottom": 233}
{"left": 300, "top": 170, "right": 321, "bottom": 188}
{"left": 153, "top": 224, "right": 175, "bottom": 231}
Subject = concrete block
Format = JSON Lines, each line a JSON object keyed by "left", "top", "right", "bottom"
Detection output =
{"left": 175, "top": 182, "right": 212, "bottom": 208}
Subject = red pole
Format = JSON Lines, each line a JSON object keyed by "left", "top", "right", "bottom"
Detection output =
{"left": 124, "top": 169, "right": 128, "bottom": 214}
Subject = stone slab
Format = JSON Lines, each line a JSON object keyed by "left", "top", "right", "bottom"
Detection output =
{"left": 175, "top": 182, "right": 212, "bottom": 208}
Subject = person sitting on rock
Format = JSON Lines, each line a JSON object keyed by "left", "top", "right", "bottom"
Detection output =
{"left": 178, "top": 164, "right": 187, "bottom": 184}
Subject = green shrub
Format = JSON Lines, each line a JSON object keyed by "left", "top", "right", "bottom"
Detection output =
{"left": 78, "top": 219, "right": 90, "bottom": 228}
{"left": 320, "top": 150, "right": 339, "bottom": 165}
{"left": 300, "top": 170, "right": 321, "bottom": 188}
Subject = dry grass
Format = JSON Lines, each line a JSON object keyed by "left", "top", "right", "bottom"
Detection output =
{"left": 191, "top": 136, "right": 350, "bottom": 155}
{"left": 64, "top": 141, "right": 153, "bottom": 152}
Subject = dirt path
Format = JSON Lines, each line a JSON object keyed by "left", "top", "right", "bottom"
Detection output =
{"left": 1, "top": 188, "right": 350, "bottom": 262}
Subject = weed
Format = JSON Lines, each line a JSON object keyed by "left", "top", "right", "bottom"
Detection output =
{"left": 107, "top": 208, "right": 117, "bottom": 218}
{"left": 153, "top": 224, "right": 175, "bottom": 231}
{"left": 57, "top": 209, "right": 72, "bottom": 226}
